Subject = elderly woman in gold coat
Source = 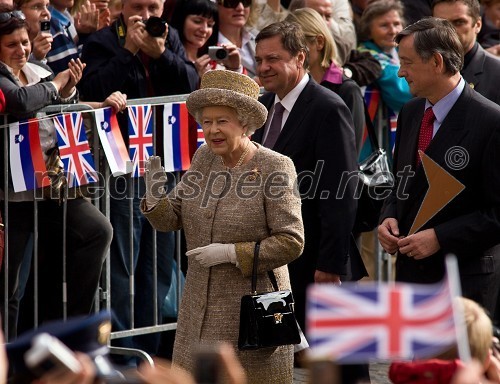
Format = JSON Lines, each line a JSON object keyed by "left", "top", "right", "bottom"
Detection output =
{"left": 141, "top": 70, "right": 304, "bottom": 383}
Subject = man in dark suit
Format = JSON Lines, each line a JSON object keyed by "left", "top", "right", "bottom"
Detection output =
{"left": 400, "top": 0, "right": 432, "bottom": 25}
{"left": 378, "top": 17, "right": 500, "bottom": 317}
{"left": 253, "top": 20, "right": 367, "bottom": 335}
{"left": 433, "top": 0, "right": 500, "bottom": 105}
{"left": 433, "top": 0, "right": 500, "bottom": 326}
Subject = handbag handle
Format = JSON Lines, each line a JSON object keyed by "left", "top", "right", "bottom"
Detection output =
{"left": 251, "top": 242, "right": 279, "bottom": 295}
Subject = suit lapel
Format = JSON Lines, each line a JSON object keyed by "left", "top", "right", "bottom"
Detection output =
{"left": 253, "top": 93, "right": 274, "bottom": 143}
{"left": 461, "top": 45, "right": 486, "bottom": 90}
{"left": 273, "top": 79, "right": 316, "bottom": 153}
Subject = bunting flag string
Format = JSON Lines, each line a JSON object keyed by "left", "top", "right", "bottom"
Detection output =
{"left": 7, "top": 104, "right": 196, "bottom": 192}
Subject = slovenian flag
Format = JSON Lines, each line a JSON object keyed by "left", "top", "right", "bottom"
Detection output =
{"left": 163, "top": 103, "right": 191, "bottom": 172}
{"left": 94, "top": 107, "right": 131, "bottom": 175}
{"left": 9, "top": 119, "right": 50, "bottom": 192}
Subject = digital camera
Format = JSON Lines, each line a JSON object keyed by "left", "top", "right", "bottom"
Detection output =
{"left": 144, "top": 16, "right": 166, "bottom": 37}
{"left": 208, "top": 46, "right": 228, "bottom": 60}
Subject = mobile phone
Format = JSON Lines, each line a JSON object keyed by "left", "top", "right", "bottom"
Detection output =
{"left": 24, "top": 333, "right": 82, "bottom": 377}
{"left": 40, "top": 20, "right": 51, "bottom": 33}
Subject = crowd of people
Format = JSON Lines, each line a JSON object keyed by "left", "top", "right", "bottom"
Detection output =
{"left": 0, "top": 0, "right": 498, "bottom": 383}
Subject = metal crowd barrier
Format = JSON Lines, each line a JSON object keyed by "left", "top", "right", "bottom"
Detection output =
{"left": 1, "top": 95, "right": 189, "bottom": 365}
{"left": 1, "top": 90, "right": 394, "bottom": 366}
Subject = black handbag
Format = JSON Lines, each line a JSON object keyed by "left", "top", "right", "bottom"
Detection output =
{"left": 354, "top": 104, "right": 394, "bottom": 233}
{"left": 238, "top": 242, "right": 301, "bottom": 350}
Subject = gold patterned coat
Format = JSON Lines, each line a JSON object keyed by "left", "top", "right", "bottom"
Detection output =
{"left": 141, "top": 143, "right": 304, "bottom": 383}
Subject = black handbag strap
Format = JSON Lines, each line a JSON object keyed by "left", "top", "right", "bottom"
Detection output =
{"left": 363, "top": 103, "right": 381, "bottom": 150}
{"left": 251, "top": 242, "right": 279, "bottom": 294}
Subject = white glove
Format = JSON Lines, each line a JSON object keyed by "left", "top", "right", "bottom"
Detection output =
{"left": 186, "top": 243, "right": 237, "bottom": 268}
{"left": 144, "top": 156, "right": 167, "bottom": 209}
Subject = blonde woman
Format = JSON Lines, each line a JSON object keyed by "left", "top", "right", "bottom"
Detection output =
{"left": 287, "top": 8, "right": 365, "bottom": 153}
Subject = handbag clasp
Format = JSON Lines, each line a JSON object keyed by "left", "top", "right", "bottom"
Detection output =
{"left": 273, "top": 313, "right": 283, "bottom": 324}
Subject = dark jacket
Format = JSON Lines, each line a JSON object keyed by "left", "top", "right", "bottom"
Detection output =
{"left": 79, "top": 17, "right": 198, "bottom": 103}
{"left": 462, "top": 42, "right": 500, "bottom": 105}
{"left": 253, "top": 77, "right": 367, "bottom": 328}
{"left": 321, "top": 74, "right": 365, "bottom": 153}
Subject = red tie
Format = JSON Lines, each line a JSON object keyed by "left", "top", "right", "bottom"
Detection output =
{"left": 417, "top": 107, "right": 435, "bottom": 165}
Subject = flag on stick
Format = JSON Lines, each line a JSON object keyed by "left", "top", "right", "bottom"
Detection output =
{"left": 307, "top": 279, "right": 456, "bottom": 363}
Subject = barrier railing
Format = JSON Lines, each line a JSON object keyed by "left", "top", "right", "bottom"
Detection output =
{"left": 1, "top": 95, "right": 190, "bottom": 365}
{"left": 1, "top": 89, "right": 394, "bottom": 365}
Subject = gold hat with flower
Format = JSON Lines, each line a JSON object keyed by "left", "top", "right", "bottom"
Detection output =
{"left": 186, "top": 70, "right": 268, "bottom": 135}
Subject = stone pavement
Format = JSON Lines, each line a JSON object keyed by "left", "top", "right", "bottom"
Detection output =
{"left": 293, "top": 363, "right": 391, "bottom": 383}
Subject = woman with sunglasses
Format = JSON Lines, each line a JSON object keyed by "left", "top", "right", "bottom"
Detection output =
{"left": 0, "top": 6, "right": 126, "bottom": 339}
{"left": 205, "top": 0, "right": 257, "bottom": 77}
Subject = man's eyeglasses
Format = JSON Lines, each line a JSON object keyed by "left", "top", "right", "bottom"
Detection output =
{"left": 0, "top": 11, "right": 26, "bottom": 23}
{"left": 218, "top": 0, "right": 251, "bottom": 8}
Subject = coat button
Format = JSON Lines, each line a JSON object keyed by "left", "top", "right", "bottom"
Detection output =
{"left": 205, "top": 211, "right": 212, "bottom": 219}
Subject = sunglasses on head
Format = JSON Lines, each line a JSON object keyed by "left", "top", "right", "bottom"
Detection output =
{"left": 0, "top": 11, "right": 26, "bottom": 23}
{"left": 218, "top": 0, "right": 251, "bottom": 8}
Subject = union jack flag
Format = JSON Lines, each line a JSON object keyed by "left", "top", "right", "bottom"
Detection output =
{"left": 196, "top": 121, "right": 205, "bottom": 148}
{"left": 128, "top": 105, "right": 153, "bottom": 177}
{"left": 307, "top": 281, "right": 456, "bottom": 363}
{"left": 53, "top": 112, "right": 98, "bottom": 187}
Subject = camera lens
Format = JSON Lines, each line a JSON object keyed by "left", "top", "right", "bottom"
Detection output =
{"left": 215, "top": 49, "right": 228, "bottom": 60}
{"left": 145, "top": 17, "right": 166, "bottom": 37}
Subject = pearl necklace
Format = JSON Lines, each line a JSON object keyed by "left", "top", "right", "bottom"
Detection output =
{"left": 221, "top": 141, "right": 251, "bottom": 168}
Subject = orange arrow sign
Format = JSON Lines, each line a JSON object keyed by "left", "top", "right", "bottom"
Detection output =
{"left": 409, "top": 151, "right": 465, "bottom": 235}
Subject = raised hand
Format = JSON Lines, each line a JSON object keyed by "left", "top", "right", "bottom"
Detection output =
{"left": 74, "top": 0, "right": 99, "bottom": 34}
{"left": 194, "top": 54, "right": 211, "bottom": 78}
{"left": 124, "top": 15, "right": 144, "bottom": 55}
{"left": 60, "top": 58, "right": 86, "bottom": 98}
{"left": 144, "top": 156, "right": 167, "bottom": 209}
{"left": 138, "top": 25, "right": 168, "bottom": 59}
{"left": 220, "top": 43, "right": 242, "bottom": 71}
{"left": 32, "top": 32, "right": 53, "bottom": 61}
{"left": 98, "top": 7, "right": 111, "bottom": 30}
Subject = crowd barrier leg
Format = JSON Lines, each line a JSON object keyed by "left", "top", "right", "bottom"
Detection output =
{"left": 0, "top": 98, "right": 185, "bottom": 366}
